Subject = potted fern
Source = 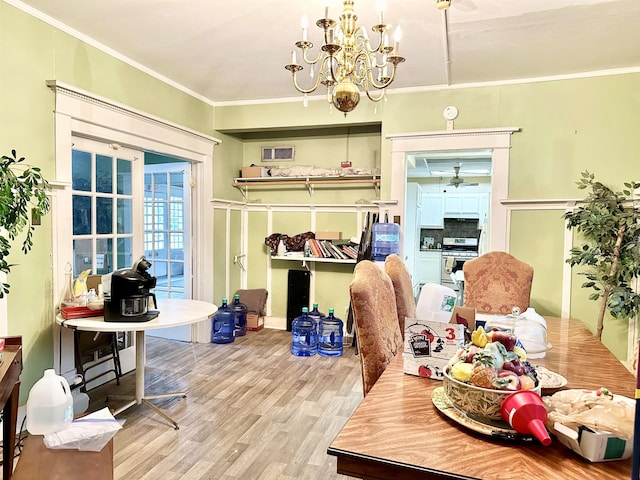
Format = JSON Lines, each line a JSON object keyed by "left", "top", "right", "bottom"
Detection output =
{"left": 564, "top": 171, "right": 640, "bottom": 340}
{"left": 0, "top": 150, "right": 51, "bottom": 298}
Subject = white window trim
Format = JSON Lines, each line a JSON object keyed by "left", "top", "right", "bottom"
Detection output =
{"left": 48, "top": 81, "right": 220, "bottom": 374}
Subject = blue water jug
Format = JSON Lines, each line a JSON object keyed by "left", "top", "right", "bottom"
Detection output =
{"left": 318, "top": 308, "right": 344, "bottom": 357}
{"left": 308, "top": 303, "right": 325, "bottom": 332}
{"left": 231, "top": 294, "right": 247, "bottom": 337}
{"left": 371, "top": 220, "right": 400, "bottom": 262}
{"left": 211, "top": 299, "right": 235, "bottom": 344}
{"left": 291, "top": 307, "right": 317, "bottom": 356}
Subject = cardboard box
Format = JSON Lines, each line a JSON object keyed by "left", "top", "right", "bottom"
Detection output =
{"left": 241, "top": 166, "right": 266, "bottom": 178}
{"left": 403, "top": 318, "right": 464, "bottom": 380}
{"left": 550, "top": 421, "right": 633, "bottom": 462}
{"left": 315, "top": 231, "right": 342, "bottom": 240}
{"left": 449, "top": 306, "right": 476, "bottom": 331}
{"left": 246, "top": 313, "right": 264, "bottom": 331}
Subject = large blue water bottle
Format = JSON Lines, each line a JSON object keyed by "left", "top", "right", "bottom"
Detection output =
{"left": 211, "top": 299, "right": 235, "bottom": 344}
{"left": 318, "top": 308, "right": 344, "bottom": 357}
{"left": 308, "top": 303, "right": 325, "bottom": 333}
{"left": 371, "top": 212, "right": 400, "bottom": 262}
{"left": 231, "top": 294, "right": 247, "bottom": 337}
{"left": 291, "top": 307, "right": 317, "bottom": 356}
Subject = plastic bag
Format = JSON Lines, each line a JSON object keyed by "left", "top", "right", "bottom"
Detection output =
{"left": 543, "top": 388, "right": 635, "bottom": 440}
{"left": 43, "top": 407, "right": 123, "bottom": 451}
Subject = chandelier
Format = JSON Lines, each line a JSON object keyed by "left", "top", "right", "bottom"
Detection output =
{"left": 284, "top": 0, "right": 405, "bottom": 116}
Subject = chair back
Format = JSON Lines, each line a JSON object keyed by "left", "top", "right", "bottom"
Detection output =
{"left": 349, "top": 260, "right": 403, "bottom": 396}
{"left": 384, "top": 254, "right": 416, "bottom": 339}
{"left": 463, "top": 251, "right": 533, "bottom": 314}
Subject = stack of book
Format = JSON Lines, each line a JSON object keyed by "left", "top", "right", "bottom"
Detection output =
{"left": 306, "top": 239, "right": 358, "bottom": 260}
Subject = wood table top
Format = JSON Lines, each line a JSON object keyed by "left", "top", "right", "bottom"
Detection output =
{"left": 328, "top": 317, "right": 635, "bottom": 480}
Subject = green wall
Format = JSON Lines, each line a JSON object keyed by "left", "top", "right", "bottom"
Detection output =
{"left": 1, "top": 2, "right": 217, "bottom": 400}
{"left": 216, "top": 73, "right": 640, "bottom": 360}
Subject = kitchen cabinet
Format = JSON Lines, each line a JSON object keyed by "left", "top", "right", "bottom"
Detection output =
{"left": 421, "top": 194, "right": 444, "bottom": 228}
{"left": 444, "top": 194, "right": 480, "bottom": 216}
{"left": 443, "top": 193, "right": 489, "bottom": 227}
{"left": 417, "top": 250, "right": 442, "bottom": 285}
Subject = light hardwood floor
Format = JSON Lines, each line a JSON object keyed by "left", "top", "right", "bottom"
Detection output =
{"left": 87, "top": 328, "right": 364, "bottom": 480}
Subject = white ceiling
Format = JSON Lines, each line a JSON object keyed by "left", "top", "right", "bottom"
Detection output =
{"left": 12, "top": 0, "right": 640, "bottom": 106}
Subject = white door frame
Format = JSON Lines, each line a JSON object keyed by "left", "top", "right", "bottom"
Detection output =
{"left": 48, "top": 81, "right": 220, "bottom": 379}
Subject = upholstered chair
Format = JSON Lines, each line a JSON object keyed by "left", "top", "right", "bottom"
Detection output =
{"left": 384, "top": 254, "right": 416, "bottom": 339}
{"left": 462, "top": 251, "right": 534, "bottom": 314}
{"left": 349, "top": 260, "right": 404, "bottom": 396}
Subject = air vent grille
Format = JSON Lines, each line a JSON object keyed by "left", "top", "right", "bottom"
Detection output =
{"left": 261, "top": 146, "right": 294, "bottom": 162}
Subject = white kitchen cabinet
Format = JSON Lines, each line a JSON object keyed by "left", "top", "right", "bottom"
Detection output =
{"left": 444, "top": 194, "right": 480, "bottom": 215}
{"left": 421, "top": 194, "right": 444, "bottom": 228}
{"left": 417, "top": 250, "right": 442, "bottom": 285}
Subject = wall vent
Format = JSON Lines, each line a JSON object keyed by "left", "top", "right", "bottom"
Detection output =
{"left": 261, "top": 145, "right": 295, "bottom": 162}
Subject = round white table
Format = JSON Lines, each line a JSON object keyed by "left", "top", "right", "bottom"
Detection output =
{"left": 57, "top": 298, "right": 217, "bottom": 429}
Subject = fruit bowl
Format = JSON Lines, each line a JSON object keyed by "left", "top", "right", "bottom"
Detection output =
{"left": 442, "top": 367, "right": 541, "bottom": 421}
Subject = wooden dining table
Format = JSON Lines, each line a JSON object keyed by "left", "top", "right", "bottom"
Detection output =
{"left": 328, "top": 317, "right": 636, "bottom": 480}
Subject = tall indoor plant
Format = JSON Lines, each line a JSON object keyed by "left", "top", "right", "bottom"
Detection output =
{"left": 564, "top": 171, "right": 640, "bottom": 339}
{"left": 0, "top": 150, "right": 51, "bottom": 298}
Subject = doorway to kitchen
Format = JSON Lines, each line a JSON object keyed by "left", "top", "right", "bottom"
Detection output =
{"left": 405, "top": 149, "right": 492, "bottom": 295}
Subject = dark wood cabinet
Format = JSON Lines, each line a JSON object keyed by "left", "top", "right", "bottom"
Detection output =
{"left": 0, "top": 336, "right": 23, "bottom": 480}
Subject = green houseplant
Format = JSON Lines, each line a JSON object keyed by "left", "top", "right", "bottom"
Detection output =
{"left": 563, "top": 171, "right": 640, "bottom": 340}
{"left": 0, "top": 150, "right": 51, "bottom": 298}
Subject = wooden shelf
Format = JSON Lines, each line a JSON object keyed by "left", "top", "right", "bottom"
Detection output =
{"left": 270, "top": 253, "right": 356, "bottom": 268}
{"left": 233, "top": 175, "right": 380, "bottom": 199}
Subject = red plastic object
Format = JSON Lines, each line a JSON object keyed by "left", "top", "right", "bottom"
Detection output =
{"left": 60, "top": 306, "right": 104, "bottom": 319}
{"left": 501, "top": 390, "right": 552, "bottom": 446}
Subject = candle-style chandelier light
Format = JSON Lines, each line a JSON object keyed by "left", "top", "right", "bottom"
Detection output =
{"left": 284, "top": 0, "right": 405, "bottom": 116}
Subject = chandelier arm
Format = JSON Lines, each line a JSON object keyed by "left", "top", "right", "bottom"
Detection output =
{"left": 290, "top": 56, "right": 335, "bottom": 94}
{"left": 351, "top": 51, "right": 389, "bottom": 89}
{"left": 301, "top": 46, "right": 325, "bottom": 66}
{"left": 353, "top": 25, "right": 387, "bottom": 55}
{"left": 362, "top": 86, "right": 386, "bottom": 103}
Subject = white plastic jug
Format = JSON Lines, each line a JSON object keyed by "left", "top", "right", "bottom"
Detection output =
{"left": 26, "top": 369, "right": 74, "bottom": 435}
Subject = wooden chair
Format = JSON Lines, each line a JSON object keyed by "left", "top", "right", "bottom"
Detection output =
{"left": 384, "top": 254, "right": 416, "bottom": 340}
{"left": 74, "top": 330, "right": 122, "bottom": 392}
{"left": 463, "top": 251, "right": 534, "bottom": 314}
{"left": 349, "top": 260, "right": 403, "bottom": 396}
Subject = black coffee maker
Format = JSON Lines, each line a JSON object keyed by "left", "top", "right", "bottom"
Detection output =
{"left": 104, "top": 256, "right": 159, "bottom": 322}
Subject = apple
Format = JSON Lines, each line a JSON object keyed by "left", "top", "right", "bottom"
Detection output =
{"left": 464, "top": 345, "right": 480, "bottom": 363}
{"left": 487, "top": 330, "right": 517, "bottom": 351}
{"left": 418, "top": 365, "right": 432, "bottom": 378}
{"left": 496, "top": 370, "right": 521, "bottom": 390}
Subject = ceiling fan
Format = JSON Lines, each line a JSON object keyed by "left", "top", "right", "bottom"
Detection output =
{"left": 447, "top": 166, "right": 479, "bottom": 188}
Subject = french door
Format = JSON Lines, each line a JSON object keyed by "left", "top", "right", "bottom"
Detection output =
{"left": 144, "top": 161, "right": 193, "bottom": 342}
{"left": 70, "top": 137, "right": 144, "bottom": 375}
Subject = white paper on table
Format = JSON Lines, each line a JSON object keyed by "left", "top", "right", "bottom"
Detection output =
{"left": 43, "top": 407, "right": 123, "bottom": 452}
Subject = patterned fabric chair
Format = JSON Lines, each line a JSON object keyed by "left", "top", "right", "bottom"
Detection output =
{"left": 349, "top": 260, "right": 404, "bottom": 396}
{"left": 384, "top": 254, "right": 416, "bottom": 339}
{"left": 463, "top": 251, "right": 534, "bottom": 315}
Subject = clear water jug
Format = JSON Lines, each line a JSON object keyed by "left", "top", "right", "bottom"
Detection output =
{"left": 308, "top": 303, "right": 325, "bottom": 332}
{"left": 318, "top": 308, "right": 344, "bottom": 357}
{"left": 26, "top": 369, "right": 74, "bottom": 435}
{"left": 371, "top": 221, "right": 400, "bottom": 262}
{"left": 291, "top": 307, "right": 317, "bottom": 356}
{"left": 211, "top": 299, "right": 235, "bottom": 344}
{"left": 231, "top": 294, "right": 247, "bottom": 337}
